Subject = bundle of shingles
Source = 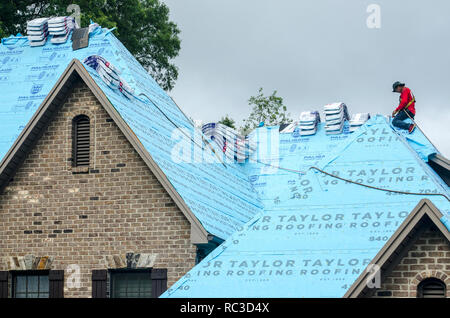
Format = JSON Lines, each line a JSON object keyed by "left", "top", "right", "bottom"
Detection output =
{"left": 280, "top": 111, "right": 320, "bottom": 136}
{"left": 83, "top": 55, "right": 134, "bottom": 99}
{"left": 324, "top": 102, "right": 349, "bottom": 135}
{"left": 202, "top": 123, "right": 256, "bottom": 163}
{"left": 48, "top": 16, "right": 76, "bottom": 44}
{"left": 349, "top": 113, "right": 371, "bottom": 132}
{"left": 298, "top": 111, "right": 321, "bottom": 136}
{"left": 27, "top": 18, "right": 49, "bottom": 47}
{"left": 279, "top": 121, "right": 298, "bottom": 133}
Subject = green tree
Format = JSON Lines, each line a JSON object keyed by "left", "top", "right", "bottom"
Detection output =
{"left": 241, "top": 88, "right": 292, "bottom": 134}
{"left": 0, "top": 0, "right": 180, "bottom": 91}
{"left": 218, "top": 115, "right": 236, "bottom": 129}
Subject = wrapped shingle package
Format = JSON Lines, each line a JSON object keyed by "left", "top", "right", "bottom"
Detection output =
{"left": 48, "top": 16, "right": 76, "bottom": 44}
{"left": 349, "top": 113, "right": 371, "bottom": 132}
{"left": 83, "top": 55, "right": 134, "bottom": 99}
{"left": 299, "top": 110, "right": 321, "bottom": 136}
{"left": 202, "top": 123, "right": 256, "bottom": 163}
{"left": 324, "top": 102, "right": 349, "bottom": 135}
{"left": 27, "top": 18, "right": 49, "bottom": 47}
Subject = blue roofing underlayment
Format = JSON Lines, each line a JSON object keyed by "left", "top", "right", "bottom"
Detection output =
{"left": 0, "top": 26, "right": 263, "bottom": 240}
{"left": 1, "top": 23, "right": 449, "bottom": 298}
{"left": 162, "top": 118, "right": 449, "bottom": 297}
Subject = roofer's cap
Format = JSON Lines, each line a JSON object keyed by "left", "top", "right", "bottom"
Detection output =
{"left": 392, "top": 81, "right": 405, "bottom": 92}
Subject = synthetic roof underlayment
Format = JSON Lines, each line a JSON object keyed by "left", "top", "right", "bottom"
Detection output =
{"left": 163, "top": 118, "right": 450, "bottom": 297}
{"left": 0, "top": 26, "right": 263, "bottom": 241}
{"left": 1, "top": 23, "right": 449, "bottom": 298}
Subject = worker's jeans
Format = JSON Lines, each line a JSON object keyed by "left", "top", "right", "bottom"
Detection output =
{"left": 392, "top": 109, "right": 415, "bottom": 130}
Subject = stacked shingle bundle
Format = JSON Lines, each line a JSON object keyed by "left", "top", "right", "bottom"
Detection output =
{"left": 88, "top": 23, "right": 101, "bottom": 34}
{"left": 27, "top": 18, "right": 49, "bottom": 47}
{"left": 349, "top": 113, "right": 371, "bottom": 132}
{"left": 279, "top": 121, "right": 298, "bottom": 133}
{"left": 202, "top": 123, "right": 256, "bottom": 163}
{"left": 48, "top": 16, "right": 76, "bottom": 44}
{"left": 83, "top": 55, "right": 134, "bottom": 99}
{"left": 324, "top": 102, "right": 349, "bottom": 135}
{"left": 299, "top": 111, "right": 321, "bottom": 136}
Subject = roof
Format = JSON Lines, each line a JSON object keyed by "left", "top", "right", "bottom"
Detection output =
{"left": 345, "top": 198, "right": 450, "bottom": 298}
{"left": 1, "top": 23, "right": 449, "bottom": 298}
{"left": 0, "top": 27, "right": 263, "bottom": 242}
{"left": 162, "top": 116, "right": 450, "bottom": 298}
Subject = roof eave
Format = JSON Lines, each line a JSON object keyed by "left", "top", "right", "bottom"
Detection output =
{"left": 429, "top": 153, "right": 450, "bottom": 168}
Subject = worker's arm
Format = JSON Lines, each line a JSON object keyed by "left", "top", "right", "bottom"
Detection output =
{"left": 394, "top": 89, "right": 409, "bottom": 113}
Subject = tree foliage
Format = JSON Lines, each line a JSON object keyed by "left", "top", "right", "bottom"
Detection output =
{"left": 0, "top": 0, "right": 181, "bottom": 90}
{"left": 241, "top": 88, "right": 292, "bottom": 134}
{"left": 218, "top": 115, "right": 236, "bottom": 129}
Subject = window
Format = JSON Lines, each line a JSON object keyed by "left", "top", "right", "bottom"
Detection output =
{"left": 92, "top": 269, "right": 167, "bottom": 298}
{"left": 13, "top": 272, "right": 49, "bottom": 298}
{"left": 110, "top": 270, "right": 152, "bottom": 298}
{"left": 418, "top": 278, "right": 446, "bottom": 298}
{"left": 72, "top": 115, "right": 90, "bottom": 167}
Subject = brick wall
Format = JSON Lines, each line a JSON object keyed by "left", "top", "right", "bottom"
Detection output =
{"left": 0, "top": 79, "right": 197, "bottom": 297}
{"left": 372, "top": 224, "right": 450, "bottom": 297}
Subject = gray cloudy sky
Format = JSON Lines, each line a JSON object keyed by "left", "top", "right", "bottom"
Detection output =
{"left": 163, "top": 0, "right": 450, "bottom": 157}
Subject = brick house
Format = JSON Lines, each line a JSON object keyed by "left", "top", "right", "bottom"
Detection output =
{"left": 1, "top": 23, "right": 449, "bottom": 299}
{"left": 0, "top": 27, "right": 262, "bottom": 298}
{"left": 0, "top": 62, "right": 198, "bottom": 298}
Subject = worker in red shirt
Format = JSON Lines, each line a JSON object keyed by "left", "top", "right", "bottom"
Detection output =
{"left": 392, "top": 81, "right": 416, "bottom": 133}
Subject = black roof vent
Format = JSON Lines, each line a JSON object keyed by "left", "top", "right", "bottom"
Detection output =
{"left": 72, "top": 27, "right": 89, "bottom": 51}
{"left": 418, "top": 278, "right": 446, "bottom": 298}
{"left": 72, "top": 115, "right": 90, "bottom": 167}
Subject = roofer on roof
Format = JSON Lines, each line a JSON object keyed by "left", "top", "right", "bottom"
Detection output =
{"left": 392, "top": 81, "right": 416, "bottom": 133}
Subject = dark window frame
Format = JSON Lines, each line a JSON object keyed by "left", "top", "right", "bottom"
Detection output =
{"left": 92, "top": 268, "right": 167, "bottom": 298}
{"left": 109, "top": 268, "right": 152, "bottom": 299}
{"left": 72, "top": 114, "right": 90, "bottom": 167}
{"left": 417, "top": 277, "right": 446, "bottom": 298}
{"left": 11, "top": 270, "right": 50, "bottom": 298}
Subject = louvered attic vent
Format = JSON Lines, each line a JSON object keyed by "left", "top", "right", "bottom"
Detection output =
{"left": 418, "top": 278, "right": 446, "bottom": 298}
{"left": 72, "top": 115, "right": 90, "bottom": 167}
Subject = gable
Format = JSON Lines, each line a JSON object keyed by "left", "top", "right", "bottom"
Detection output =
{"left": 370, "top": 223, "right": 450, "bottom": 298}
{"left": 0, "top": 78, "right": 198, "bottom": 289}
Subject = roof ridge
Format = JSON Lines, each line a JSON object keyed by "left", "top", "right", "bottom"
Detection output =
{"left": 387, "top": 117, "right": 450, "bottom": 196}
{"left": 313, "top": 115, "right": 449, "bottom": 198}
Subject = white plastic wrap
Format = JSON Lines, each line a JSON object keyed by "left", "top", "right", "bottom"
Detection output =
{"left": 324, "top": 102, "right": 349, "bottom": 135}
{"left": 349, "top": 113, "right": 371, "bottom": 132}
{"left": 27, "top": 18, "right": 49, "bottom": 47}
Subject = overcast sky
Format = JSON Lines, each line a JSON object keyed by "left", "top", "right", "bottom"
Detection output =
{"left": 163, "top": 0, "right": 450, "bottom": 157}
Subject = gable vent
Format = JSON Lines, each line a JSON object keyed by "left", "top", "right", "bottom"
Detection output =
{"left": 72, "top": 115, "right": 90, "bottom": 167}
{"left": 418, "top": 278, "right": 446, "bottom": 298}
